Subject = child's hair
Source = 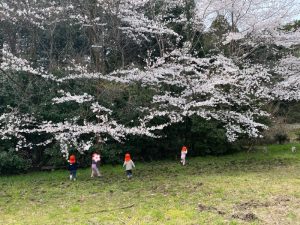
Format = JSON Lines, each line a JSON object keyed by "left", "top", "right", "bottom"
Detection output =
{"left": 124, "top": 153, "right": 131, "bottom": 162}
{"left": 69, "top": 155, "right": 76, "bottom": 163}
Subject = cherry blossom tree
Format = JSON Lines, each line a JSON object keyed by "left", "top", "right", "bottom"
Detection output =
{"left": 0, "top": 0, "right": 300, "bottom": 156}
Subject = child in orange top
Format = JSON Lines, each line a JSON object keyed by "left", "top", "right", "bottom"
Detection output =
{"left": 181, "top": 146, "right": 188, "bottom": 165}
{"left": 123, "top": 153, "right": 135, "bottom": 179}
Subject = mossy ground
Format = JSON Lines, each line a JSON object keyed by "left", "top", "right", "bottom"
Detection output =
{"left": 0, "top": 143, "right": 300, "bottom": 225}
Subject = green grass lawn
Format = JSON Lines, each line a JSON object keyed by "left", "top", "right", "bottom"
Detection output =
{"left": 1, "top": 143, "right": 300, "bottom": 225}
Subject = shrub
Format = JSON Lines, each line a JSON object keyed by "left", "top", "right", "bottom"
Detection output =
{"left": 43, "top": 145, "right": 66, "bottom": 168}
{"left": 0, "top": 149, "right": 31, "bottom": 175}
{"left": 274, "top": 132, "right": 289, "bottom": 144}
{"left": 189, "top": 117, "right": 240, "bottom": 155}
{"left": 295, "top": 131, "right": 300, "bottom": 142}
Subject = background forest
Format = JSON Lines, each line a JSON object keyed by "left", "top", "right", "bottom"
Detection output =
{"left": 0, "top": 0, "right": 300, "bottom": 174}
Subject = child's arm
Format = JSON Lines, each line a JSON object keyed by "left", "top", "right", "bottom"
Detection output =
{"left": 132, "top": 161, "right": 135, "bottom": 168}
{"left": 123, "top": 161, "right": 126, "bottom": 167}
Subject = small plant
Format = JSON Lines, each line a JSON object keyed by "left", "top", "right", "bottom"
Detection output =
{"left": 291, "top": 146, "right": 296, "bottom": 153}
{"left": 263, "top": 146, "right": 268, "bottom": 153}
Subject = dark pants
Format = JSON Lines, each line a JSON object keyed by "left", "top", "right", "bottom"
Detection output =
{"left": 126, "top": 170, "right": 132, "bottom": 177}
{"left": 70, "top": 170, "right": 77, "bottom": 179}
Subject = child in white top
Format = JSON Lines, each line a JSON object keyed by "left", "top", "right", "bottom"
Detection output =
{"left": 123, "top": 153, "right": 135, "bottom": 178}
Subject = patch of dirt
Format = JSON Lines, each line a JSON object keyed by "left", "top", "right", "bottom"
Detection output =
{"left": 191, "top": 182, "right": 204, "bottom": 190}
{"left": 235, "top": 196, "right": 299, "bottom": 224}
{"left": 0, "top": 191, "right": 11, "bottom": 198}
{"left": 237, "top": 200, "right": 271, "bottom": 210}
{"left": 196, "top": 182, "right": 203, "bottom": 187}
{"left": 77, "top": 195, "right": 85, "bottom": 203}
{"left": 273, "top": 196, "right": 290, "bottom": 205}
{"left": 198, "top": 203, "right": 215, "bottom": 211}
{"left": 236, "top": 196, "right": 292, "bottom": 211}
{"left": 232, "top": 212, "right": 258, "bottom": 221}
{"left": 256, "top": 202, "right": 298, "bottom": 225}
{"left": 197, "top": 203, "right": 225, "bottom": 215}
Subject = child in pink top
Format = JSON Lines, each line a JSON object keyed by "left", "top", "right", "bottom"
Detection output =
{"left": 180, "top": 146, "right": 188, "bottom": 165}
{"left": 91, "top": 153, "right": 101, "bottom": 177}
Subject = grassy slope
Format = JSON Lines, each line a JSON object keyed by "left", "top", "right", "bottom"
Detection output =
{"left": 0, "top": 144, "right": 300, "bottom": 225}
